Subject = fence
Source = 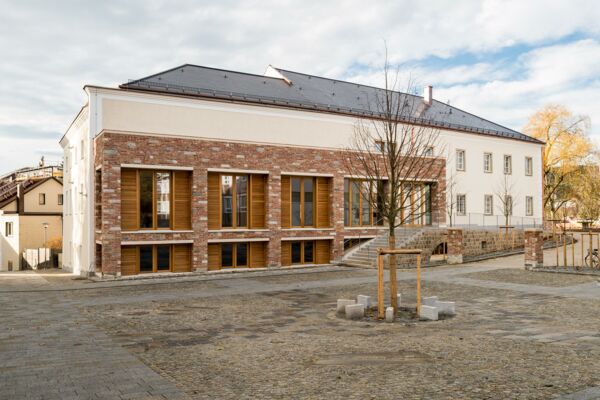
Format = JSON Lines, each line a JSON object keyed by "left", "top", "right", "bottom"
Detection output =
{"left": 451, "top": 213, "right": 543, "bottom": 229}
{"left": 544, "top": 231, "right": 600, "bottom": 270}
{"left": 21, "top": 248, "right": 58, "bottom": 270}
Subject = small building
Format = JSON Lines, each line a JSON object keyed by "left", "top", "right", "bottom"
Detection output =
{"left": 60, "top": 64, "right": 544, "bottom": 277}
{"left": 0, "top": 177, "right": 63, "bottom": 271}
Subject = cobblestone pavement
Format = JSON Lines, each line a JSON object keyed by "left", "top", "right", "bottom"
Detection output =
{"left": 1, "top": 255, "right": 600, "bottom": 399}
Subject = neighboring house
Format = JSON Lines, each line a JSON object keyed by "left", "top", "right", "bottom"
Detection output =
{"left": 0, "top": 177, "right": 63, "bottom": 271}
{"left": 60, "top": 64, "right": 543, "bottom": 277}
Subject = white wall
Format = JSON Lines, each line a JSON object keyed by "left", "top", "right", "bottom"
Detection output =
{"left": 0, "top": 213, "right": 20, "bottom": 271}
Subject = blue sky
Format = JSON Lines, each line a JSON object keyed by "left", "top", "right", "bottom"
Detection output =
{"left": 0, "top": 0, "right": 599, "bottom": 173}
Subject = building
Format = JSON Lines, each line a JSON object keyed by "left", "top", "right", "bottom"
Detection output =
{"left": 0, "top": 177, "right": 63, "bottom": 271}
{"left": 60, "top": 64, "right": 543, "bottom": 277}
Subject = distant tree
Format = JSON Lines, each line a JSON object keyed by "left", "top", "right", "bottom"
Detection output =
{"left": 523, "top": 105, "right": 593, "bottom": 219}
{"left": 573, "top": 165, "right": 600, "bottom": 225}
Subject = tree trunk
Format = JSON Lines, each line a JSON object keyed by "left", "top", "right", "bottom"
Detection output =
{"left": 389, "top": 233, "right": 398, "bottom": 313}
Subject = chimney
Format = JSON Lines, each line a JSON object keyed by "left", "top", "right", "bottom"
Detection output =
{"left": 423, "top": 85, "right": 433, "bottom": 106}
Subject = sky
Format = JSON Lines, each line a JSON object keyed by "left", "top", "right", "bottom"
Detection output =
{"left": 1, "top": 0, "right": 599, "bottom": 173}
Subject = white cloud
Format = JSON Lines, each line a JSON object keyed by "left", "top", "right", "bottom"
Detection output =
{"left": 0, "top": 0, "right": 600, "bottom": 171}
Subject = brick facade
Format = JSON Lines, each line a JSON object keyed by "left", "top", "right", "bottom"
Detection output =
{"left": 524, "top": 228, "right": 544, "bottom": 269}
{"left": 447, "top": 228, "right": 463, "bottom": 264}
{"left": 94, "top": 131, "right": 446, "bottom": 275}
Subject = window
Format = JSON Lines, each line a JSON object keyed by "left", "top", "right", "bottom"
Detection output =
{"left": 58, "top": 194, "right": 63, "bottom": 205}
{"left": 122, "top": 169, "right": 180, "bottom": 231}
{"left": 484, "top": 195, "right": 493, "bottom": 215}
{"left": 504, "top": 155, "right": 512, "bottom": 175}
{"left": 424, "top": 146, "right": 434, "bottom": 157}
{"left": 207, "top": 242, "right": 266, "bottom": 270}
{"left": 5, "top": 222, "right": 13, "bottom": 237}
{"left": 344, "top": 179, "right": 384, "bottom": 227}
{"left": 39, "top": 193, "right": 46, "bottom": 205}
{"left": 525, "top": 157, "right": 533, "bottom": 176}
{"left": 291, "top": 177, "right": 314, "bottom": 227}
{"left": 526, "top": 196, "right": 533, "bottom": 216}
{"left": 483, "top": 153, "right": 493, "bottom": 173}
{"left": 220, "top": 243, "right": 248, "bottom": 268}
{"left": 374, "top": 140, "right": 384, "bottom": 152}
{"left": 505, "top": 195, "right": 513, "bottom": 216}
{"left": 291, "top": 240, "right": 314, "bottom": 264}
{"left": 220, "top": 174, "right": 247, "bottom": 228}
{"left": 139, "top": 244, "right": 171, "bottom": 273}
{"left": 80, "top": 140, "right": 84, "bottom": 160}
{"left": 456, "top": 194, "right": 466, "bottom": 216}
{"left": 456, "top": 149, "right": 465, "bottom": 171}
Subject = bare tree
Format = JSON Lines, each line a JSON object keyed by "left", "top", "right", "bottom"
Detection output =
{"left": 495, "top": 174, "right": 519, "bottom": 230}
{"left": 445, "top": 165, "right": 459, "bottom": 227}
{"left": 343, "top": 52, "right": 445, "bottom": 311}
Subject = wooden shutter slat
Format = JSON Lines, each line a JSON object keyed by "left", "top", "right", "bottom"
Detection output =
{"left": 315, "top": 240, "right": 331, "bottom": 265}
{"left": 208, "top": 173, "right": 220, "bottom": 230}
{"left": 121, "top": 246, "right": 138, "bottom": 276}
{"left": 208, "top": 243, "right": 220, "bottom": 270}
{"left": 281, "top": 176, "right": 291, "bottom": 228}
{"left": 250, "top": 175, "right": 266, "bottom": 229}
{"left": 121, "top": 169, "right": 138, "bottom": 231}
{"left": 281, "top": 241, "right": 291, "bottom": 266}
{"left": 172, "top": 244, "right": 192, "bottom": 272}
{"left": 316, "top": 177, "right": 330, "bottom": 228}
{"left": 249, "top": 242, "right": 266, "bottom": 268}
{"left": 173, "top": 171, "right": 192, "bottom": 230}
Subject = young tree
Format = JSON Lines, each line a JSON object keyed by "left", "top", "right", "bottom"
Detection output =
{"left": 343, "top": 56, "right": 445, "bottom": 311}
{"left": 523, "top": 105, "right": 593, "bottom": 219}
{"left": 495, "top": 174, "right": 518, "bottom": 229}
{"left": 445, "top": 164, "right": 459, "bottom": 227}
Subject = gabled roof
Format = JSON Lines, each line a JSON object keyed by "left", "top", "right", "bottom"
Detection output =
{"left": 120, "top": 63, "right": 542, "bottom": 145}
{"left": 0, "top": 177, "right": 62, "bottom": 210}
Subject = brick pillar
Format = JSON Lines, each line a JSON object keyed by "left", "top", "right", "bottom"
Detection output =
{"left": 100, "top": 162, "right": 122, "bottom": 277}
{"left": 524, "top": 228, "right": 543, "bottom": 269}
{"left": 332, "top": 174, "right": 345, "bottom": 263}
{"left": 447, "top": 228, "right": 463, "bottom": 264}
{"left": 193, "top": 167, "right": 207, "bottom": 272}
{"left": 267, "top": 172, "right": 281, "bottom": 267}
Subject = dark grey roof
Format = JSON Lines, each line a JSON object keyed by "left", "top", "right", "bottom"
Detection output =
{"left": 120, "top": 64, "right": 542, "bottom": 144}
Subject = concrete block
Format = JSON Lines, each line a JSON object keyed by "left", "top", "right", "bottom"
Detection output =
{"left": 437, "top": 301, "right": 456, "bottom": 316}
{"left": 385, "top": 307, "right": 395, "bottom": 322}
{"left": 336, "top": 299, "right": 356, "bottom": 313}
{"left": 419, "top": 305, "right": 439, "bottom": 321}
{"left": 422, "top": 296, "right": 438, "bottom": 307}
{"left": 345, "top": 304, "right": 365, "bottom": 320}
{"left": 356, "top": 295, "right": 373, "bottom": 308}
{"left": 396, "top": 293, "right": 402, "bottom": 308}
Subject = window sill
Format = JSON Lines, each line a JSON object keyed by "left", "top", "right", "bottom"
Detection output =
{"left": 344, "top": 226, "right": 386, "bottom": 230}
{"left": 208, "top": 229, "right": 270, "bottom": 233}
{"left": 282, "top": 227, "right": 334, "bottom": 231}
{"left": 123, "top": 230, "right": 194, "bottom": 234}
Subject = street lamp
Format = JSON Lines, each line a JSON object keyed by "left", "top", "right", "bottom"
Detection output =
{"left": 42, "top": 222, "right": 49, "bottom": 247}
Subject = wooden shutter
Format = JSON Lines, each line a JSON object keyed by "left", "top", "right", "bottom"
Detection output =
{"left": 315, "top": 240, "right": 331, "bottom": 265}
{"left": 250, "top": 175, "right": 266, "bottom": 229}
{"left": 207, "top": 173, "right": 220, "bottom": 230}
{"left": 172, "top": 244, "right": 192, "bottom": 272}
{"left": 281, "top": 176, "right": 291, "bottom": 228}
{"left": 173, "top": 171, "right": 192, "bottom": 230}
{"left": 121, "top": 246, "right": 138, "bottom": 276}
{"left": 121, "top": 169, "right": 138, "bottom": 231}
{"left": 208, "top": 243, "right": 220, "bottom": 270}
{"left": 281, "top": 241, "right": 291, "bottom": 266}
{"left": 316, "top": 177, "right": 330, "bottom": 228}
{"left": 249, "top": 242, "right": 266, "bottom": 268}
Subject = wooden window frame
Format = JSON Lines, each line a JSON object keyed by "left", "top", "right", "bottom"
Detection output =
{"left": 218, "top": 174, "right": 250, "bottom": 229}
{"left": 456, "top": 149, "right": 466, "bottom": 171}
{"left": 525, "top": 156, "right": 533, "bottom": 176}
{"left": 344, "top": 178, "right": 383, "bottom": 227}
{"left": 400, "top": 183, "right": 432, "bottom": 226}
{"left": 289, "top": 176, "right": 316, "bottom": 228}
{"left": 129, "top": 170, "right": 175, "bottom": 231}
{"left": 136, "top": 244, "right": 173, "bottom": 274}
{"left": 290, "top": 240, "right": 315, "bottom": 265}
{"left": 211, "top": 242, "right": 258, "bottom": 268}
{"left": 58, "top": 194, "right": 63, "bottom": 205}
{"left": 483, "top": 152, "right": 493, "bottom": 173}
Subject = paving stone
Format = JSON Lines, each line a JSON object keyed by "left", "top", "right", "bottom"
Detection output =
{"left": 345, "top": 303, "right": 365, "bottom": 320}
{"left": 385, "top": 307, "right": 395, "bottom": 322}
{"left": 356, "top": 294, "right": 373, "bottom": 308}
{"left": 336, "top": 299, "right": 356, "bottom": 313}
{"left": 422, "top": 296, "right": 438, "bottom": 306}
{"left": 437, "top": 301, "right": 456, "bottom": 315}
{"left": 419, "top": 305, "right": 438, "bottom": 321}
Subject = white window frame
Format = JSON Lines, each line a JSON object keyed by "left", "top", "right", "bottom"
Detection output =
{"left": 456, "top": 149, "right": 466, "bottom": 171}
{"left": 484, "top": 195, "right": 493, "bottom": 215}
{"left": 505, "top": 195, "right": 513, "bottom": 216}
{"left": 483, "top": 153, "right": 493, "bottom": 173}
{"left": 503, "top": 155, "right": 512, "bottom": 175}
{"left": 525, "top": 157, "right": 533, "bottom": 176}
{"left": 456, "top": 194, "right": 466, "bottom": 216}
{"left": 526, "top": 196, "right": 533, "bottom": 216}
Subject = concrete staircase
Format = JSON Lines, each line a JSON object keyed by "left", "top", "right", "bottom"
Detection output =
{"left": 342, "top": 228, "right": 428, "bottom": 268}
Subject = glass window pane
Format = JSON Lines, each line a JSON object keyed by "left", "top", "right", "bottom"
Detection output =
{"left": 221, "top": 243, "right": 233, "bottom": 267}
{"left": 304, "top": 241, "right": 313, "bottom": 263}
{"left": 236, "top": 243, "right": 247, "bottom": 267}
{"left": 375, "top": 181, "right": 384, "bottom": 226}
{"left": 156, "top": 245, "right": 170, "bottom": 271}
{"left": 291, "top": 178, "right": 301, "bottom": 226}
{"left": 361, "top": 181, "right": 371, "bottom": 225}
{"left": 344, "top": 179, "right": 349, "bottom": 226}
{"left": 221, "top": 175, "right": 233, "bottom": 228}
{"left": 236, "top": 176, "right": 247, "bottom": 227}
{"left": 424, "top": 184, "right": 432, "bottom": 225}
{"left": 291, "top": 242, "right": 302, "bottom": 264}
{"left": 156, "top": 172, "right": 170, "bottom": 228}
{"left": 139, "top": 245, "right": 153, "bottom": 272}
{"left": 351, "top": 181, "right": 361, "bottom": 226}
{"left": 303, "top": 179, "right": 313, "bottom": 226}
{"left": 139, "top": 171, "right": 153, "bottom": 228}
